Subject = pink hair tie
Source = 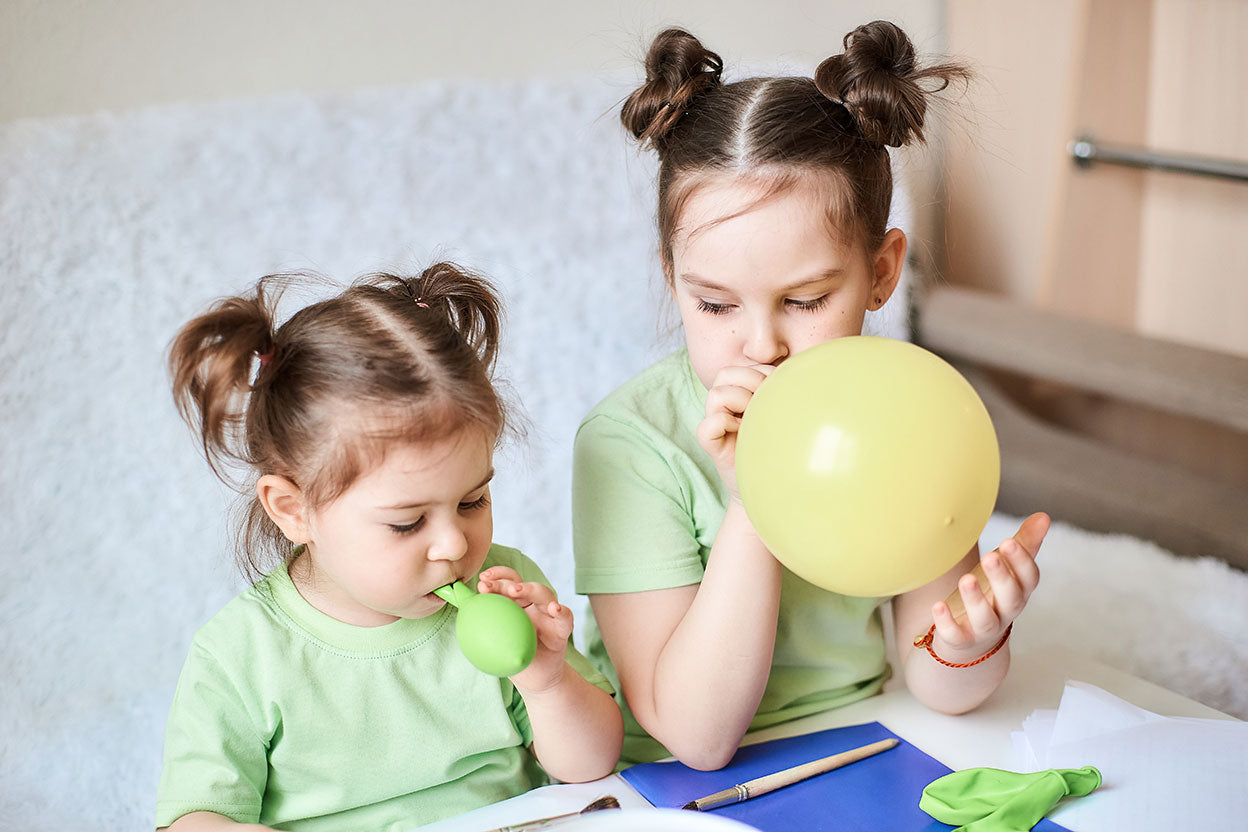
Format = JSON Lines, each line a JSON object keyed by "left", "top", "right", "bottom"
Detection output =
{"left": 256, "top": 347, "right": 275, "bottom": 367}
{"left": 416, "top": 297, "right": 430, "bottom": 309}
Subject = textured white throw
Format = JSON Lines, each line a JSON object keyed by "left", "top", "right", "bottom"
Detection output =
{"left": 0, "top": 77, "right": 1241, "bottom": 830}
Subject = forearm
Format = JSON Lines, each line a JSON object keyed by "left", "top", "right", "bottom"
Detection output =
{"left": 895, "top": 514, "right": 1047, "bottom": 715}
{"left": 648, "top": 501, "right": 783, "bottom": 768}
{"left": 522, "top": 663, "right": 624, "bottom": 782}
{"left": 901, "top": 638, "right": 1010, "bottom": 715}
{"left": 162, "top": 813, "right": 273, "bottom": 831}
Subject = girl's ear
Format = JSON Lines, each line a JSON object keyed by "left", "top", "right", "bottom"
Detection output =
{"left": 868, "top": 227, "right": 908, "bottom": 311}
{"left": 257, "top": 474, "right": 312, "bottom": 544}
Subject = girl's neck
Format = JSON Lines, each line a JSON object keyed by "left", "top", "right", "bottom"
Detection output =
{"left": 287, "top": 549, "right": 402, "bottom": 628}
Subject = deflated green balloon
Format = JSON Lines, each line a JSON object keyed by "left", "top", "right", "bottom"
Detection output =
{"left": 433, "top": 581, "right": 537, "bottom": 677}
{"left": 921, "top": 766, "right": 1101, "bottom": 831}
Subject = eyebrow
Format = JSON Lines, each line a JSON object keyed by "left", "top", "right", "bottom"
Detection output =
{"left": 379, "top": 469, "right": 495, "bottom": 510}
{"left": 679, "top": 268, "right": 845, "bottom": 294}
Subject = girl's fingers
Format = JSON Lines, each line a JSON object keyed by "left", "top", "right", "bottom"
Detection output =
{"left": 981, "top": 549, "right": 1025, "bottom": 618}
{"left": 931, "top": 600, "right": 971, "bottom": 648}
{"left": 704, "top": 383, "right": 755, "bottom": 421}
{"left": 699, "top": 365, "right": 775, "bottom": 445}
{"left": 535, "top": 602, "right": 574, "bottom": 645}
{"left": 504, "top": 580, "right": 557, "bottom": 609}
{"left": 999, "top": 537, "right": 1041, "bottom": 595}
{"left": 710, "top": 364, "right": 772, "bottom": 395}
{"left": 478, "top": 566, "right": 521, "bottom": 584}
{"left": 1012, "top": 512, "right": 1051, "bottom": 560}
{"left": 476, "top": 576, "right": 516, "bottom": 596}
{"left": 956, "top": 572, "right": 1002, "bottom": 641}
{"left": 696, "top": 411, "right": 741, "bottom": 446}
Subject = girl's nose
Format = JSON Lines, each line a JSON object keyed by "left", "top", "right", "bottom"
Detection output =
{"left": 743, "top": 316, "right": 788, "bottom": 366}
{"left": 426, "top": 521, "right": 469, "bottom": 563}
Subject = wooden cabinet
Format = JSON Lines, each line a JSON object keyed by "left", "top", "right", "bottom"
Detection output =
{"left": 930, "top": 0, "right": 1248, "bottom": 564}
{"left": 943, "top": 0, "right": 1247, "bottom": 355}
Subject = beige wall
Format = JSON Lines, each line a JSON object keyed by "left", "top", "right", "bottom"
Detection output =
{"left": 1, "top": 0, "right": 942, "bottom": 121}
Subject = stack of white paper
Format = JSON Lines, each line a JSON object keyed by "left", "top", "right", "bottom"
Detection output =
{"left": 1012, "top": 682, "right": 1247, "bottom": 831}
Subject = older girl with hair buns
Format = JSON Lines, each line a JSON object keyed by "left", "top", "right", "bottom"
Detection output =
{"left": 156, "top": 264, "right": 622, "bottom": 831}
{"left": 573, "top": 21, "right": 1050, "bottom": 770}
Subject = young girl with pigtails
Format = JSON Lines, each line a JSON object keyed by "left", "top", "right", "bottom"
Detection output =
{"left": 156, "top": 264, "right": 622, "bottom": 831}
{"left": 573, "top": 21, "right": 1051, "bottom": 770}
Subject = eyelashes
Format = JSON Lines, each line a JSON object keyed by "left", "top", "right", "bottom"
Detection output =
{"left": 387, "top": 494, "right": 491, "bottom": 536}
{"left": 696, "top": 299, "right": 732, "bottom": 315}
{"left": 388, "top": 519, "right": 425, "bottom": 535}
{"left": 786, "top": 295, "right": 829, "bottom": 312}
{"left": 459, "top": 494, "right": 490, "bottom": 512}
{"left": 695, "top": 295, "right": 830, "bottom": 315}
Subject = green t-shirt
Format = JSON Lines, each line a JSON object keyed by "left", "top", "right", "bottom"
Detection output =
{"left": 155, "top": 544, "right": 610, "bottom": 831}
{"left": 573, "top": 348, "right": 890, "bottom": 764}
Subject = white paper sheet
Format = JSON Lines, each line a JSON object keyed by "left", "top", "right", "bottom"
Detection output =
{"left": 1011, "top": 681, "right": 1248, "bottom": 831}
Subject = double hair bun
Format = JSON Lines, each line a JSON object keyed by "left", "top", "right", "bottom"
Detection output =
{"left": 624, "top": 20, "right": 969, "bottom": 150}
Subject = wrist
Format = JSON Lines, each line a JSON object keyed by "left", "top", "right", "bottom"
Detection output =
{"left": 513, "top": 660, "right": 572, "bottom": 699}
{"left": 915, "top": 623, "right": 1013, "bottom": 668}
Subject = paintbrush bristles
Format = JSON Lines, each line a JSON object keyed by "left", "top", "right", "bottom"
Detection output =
{"left": 580, "top": 795, "right": 620, "bottom": 812}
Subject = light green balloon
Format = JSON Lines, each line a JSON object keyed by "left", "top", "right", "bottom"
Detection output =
{"left": 433, "top": 581, "right": 537, "bottom": 677}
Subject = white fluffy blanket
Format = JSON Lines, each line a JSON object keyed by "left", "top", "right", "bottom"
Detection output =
{"left": 0, "top": 77, "right": 1242, "bottom": 831}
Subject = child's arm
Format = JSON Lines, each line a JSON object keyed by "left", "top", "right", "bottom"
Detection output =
{"left": 588, "top": 364, "right": 785, "bottom": 771}
{"left": 478, "top": 569, "right": 623, "bottom": 782}
{"left": 161, "top": 813, "right": 274, "bottom": 831}
{"left": 589, "top": 501, "right": 782, "bottom": 770}
{"left": 893, "top": 512, "right": 1049, "bottom": 714}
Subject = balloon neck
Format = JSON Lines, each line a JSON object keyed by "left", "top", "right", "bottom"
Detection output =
{"left": 432, "top": 580, "right": 475, "bottom": 607}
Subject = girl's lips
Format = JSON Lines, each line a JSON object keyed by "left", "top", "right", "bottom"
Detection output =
{"left": 425, "top": 579, "right": 462, "bottom": 602}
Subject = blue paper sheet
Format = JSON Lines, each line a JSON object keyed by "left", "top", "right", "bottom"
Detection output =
{"left": 620, "top": 721, "right": 1074, "bottom": 831}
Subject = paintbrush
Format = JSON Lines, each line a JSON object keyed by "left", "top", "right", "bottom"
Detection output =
{"left": 681, "top": 738, "right": 899, "bottom": 811}
{"left": 481, "top": 795, "right": 620, "bottom": 831}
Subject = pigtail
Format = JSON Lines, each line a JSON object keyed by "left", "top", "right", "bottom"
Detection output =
{"left": 814, "top": 20, "right": 970, "bottom": 148}
{"left": 622, "top": 28, "right": 723, "bottom": 148}
{"left": 409, "top": 262, "right": 503, "bottom": 374}
{"left": 168, "top": 280, "right": 280, "bottom": 484}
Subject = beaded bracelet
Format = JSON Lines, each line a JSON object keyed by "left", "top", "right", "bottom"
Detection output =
{"left": 913, "top": 622, "right": 1013, "bottom": 668}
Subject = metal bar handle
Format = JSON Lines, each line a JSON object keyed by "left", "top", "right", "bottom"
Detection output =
{"left": 1069, "top": 136, "right": 1248, "bottom": 183}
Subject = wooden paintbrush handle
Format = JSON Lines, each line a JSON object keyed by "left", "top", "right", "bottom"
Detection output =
{"left": 686, "top": 738, "right": 899, "bottom": 811}
{"left": 741, "top": 738, "right": 899, "bottom": 798}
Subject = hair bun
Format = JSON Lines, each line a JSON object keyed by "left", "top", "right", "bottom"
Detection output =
{"left": 815, "top": 20, "right": 966, "bottom": 148}
{"left": 622, "top": 28, "right": 723, "bottom": 146}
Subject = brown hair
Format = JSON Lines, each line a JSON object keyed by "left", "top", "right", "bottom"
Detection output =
{"left": 168, "top": 262, "right": 507, "bottom": 580}
{"left": 621, "top": 21, "right": 970, "bottom": 278}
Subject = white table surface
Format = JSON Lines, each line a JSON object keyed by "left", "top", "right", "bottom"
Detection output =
{"left": 415, "top": 645, "right": 1237, "bottom": 831}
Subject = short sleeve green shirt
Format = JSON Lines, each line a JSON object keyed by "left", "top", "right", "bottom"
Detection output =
{"left": 155, "top": 544, "right": 610, "bottom": 831}
{"left": 573, "top": 349, "right": 890, "bottom": 764}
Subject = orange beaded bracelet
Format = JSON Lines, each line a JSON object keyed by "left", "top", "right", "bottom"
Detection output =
{"left": 913, "top": 622, "right": 1013, "bottom": 668}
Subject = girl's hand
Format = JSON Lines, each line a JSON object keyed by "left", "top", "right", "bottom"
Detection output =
{"left": 477, "top": 566, "right": 574, "bottom": 693}
{"left": 928, "top": 512, "right": 1048, "bottom": 662}
{"left": 696, "top": 364, "right": 774, "bottom": 499}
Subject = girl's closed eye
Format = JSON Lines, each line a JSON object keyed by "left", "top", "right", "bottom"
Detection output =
{"left": 459, "top": 494, "right": 490, "bottom": 512}
{"left": 786, "top": 294, "right": 829, "bottom": 312}
{"left": 696, "top": 298, "right": 734, "bottom": 315}
{"left": 388, "top": 517, "right": 426, "bottom": 535}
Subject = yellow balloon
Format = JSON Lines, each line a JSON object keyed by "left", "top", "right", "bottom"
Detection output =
{"left": 735, "top": 336, "right": 999, "bottom": 597}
